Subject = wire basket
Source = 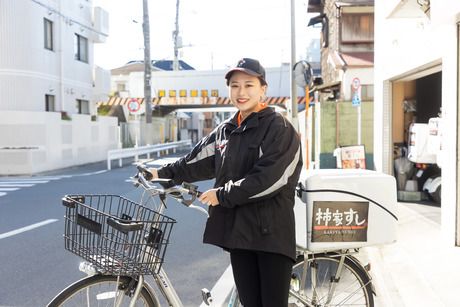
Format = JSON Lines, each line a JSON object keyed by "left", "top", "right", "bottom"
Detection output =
{"left": 62, "top": 194, "right": 176, "bottom": 276}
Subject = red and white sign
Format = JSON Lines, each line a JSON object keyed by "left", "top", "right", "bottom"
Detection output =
{"left": 352, "top": 77, "right": 361, "bottom": 90}
{"left": 127, "top": 98, "right": 141, "bottom": 114}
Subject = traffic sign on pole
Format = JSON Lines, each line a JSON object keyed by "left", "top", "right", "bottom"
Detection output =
{"left": 352, "top": 77, "right": 361, "bottom": 91}
{"left": 128, "top": 98, "right": 141, "bottom": 114}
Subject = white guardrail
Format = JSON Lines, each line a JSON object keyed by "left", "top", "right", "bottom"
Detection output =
{"left": 107, "top": 140, "right": 192, "bottom": 170}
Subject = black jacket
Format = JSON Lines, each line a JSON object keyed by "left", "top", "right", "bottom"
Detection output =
{"left": 158, "top": 107, "right": 302, "bottom": 260}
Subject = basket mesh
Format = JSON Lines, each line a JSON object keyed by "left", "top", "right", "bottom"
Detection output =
{"left": 63, "top": 194, "right": 175, "bottom": 276}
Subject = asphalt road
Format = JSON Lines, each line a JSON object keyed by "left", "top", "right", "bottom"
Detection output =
{"left": 0, "top": 159, "right": 229, "bottom": 307}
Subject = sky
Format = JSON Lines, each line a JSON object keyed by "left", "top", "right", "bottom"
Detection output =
{"left": 93, "top": 0, "right": 320, "bottom": 71}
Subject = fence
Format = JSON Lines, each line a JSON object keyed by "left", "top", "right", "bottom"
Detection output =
{"left": 107, "top": 140, "right": 192, "bottom": 170}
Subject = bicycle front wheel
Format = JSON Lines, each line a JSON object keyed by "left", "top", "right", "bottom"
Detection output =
{"left": 289, "top": 253, "right": 374, "bottom": 307}
{"left": 47, "top": 275, "right": 157, "bottom": 307}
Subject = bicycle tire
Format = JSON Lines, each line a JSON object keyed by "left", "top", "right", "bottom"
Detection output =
{"left": 289, "top": 253, "right": 374, "bottom": 307}
{"left": 47, "top": 274, "right": 157, "bottom": 307}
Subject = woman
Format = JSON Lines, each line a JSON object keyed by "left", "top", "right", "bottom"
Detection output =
{"left": 147, "top": 58, "right": 302, "bottom": 307}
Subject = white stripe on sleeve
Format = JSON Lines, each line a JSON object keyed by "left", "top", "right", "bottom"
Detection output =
{"left": 249, "top": 147, "right": 300, "bottom": 199}
{"left": 186, "top": 141, "right": 215, "bottom": 164}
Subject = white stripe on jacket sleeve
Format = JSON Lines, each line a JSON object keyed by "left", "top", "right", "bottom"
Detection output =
{"left": 186, "top": 142, "right": 215, "bottom": 165}
{"left": 248, "top": 147, "right": 300, "bottom": 199}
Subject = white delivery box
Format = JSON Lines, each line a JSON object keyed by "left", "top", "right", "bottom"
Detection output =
{"left": 294, "top": 169, "right": 397, "bottom": 252}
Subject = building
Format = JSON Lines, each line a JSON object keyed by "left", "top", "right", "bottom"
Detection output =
{"left": 374, "top": 0, "right": 460, "bottom": 245}
{"left": 307, "top": 0, "right": 375, "bottom": 168}
{"left": 0, "top": 0, "right": 116, "bottom": 175}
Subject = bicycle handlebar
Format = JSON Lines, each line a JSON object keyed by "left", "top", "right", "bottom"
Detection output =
{"left": 133, "top": 165, "right": 208, "bottom": 216}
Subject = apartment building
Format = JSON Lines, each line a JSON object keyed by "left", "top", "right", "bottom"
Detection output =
{"left": 0, "top": 0, "right": 116, "bottom": 174}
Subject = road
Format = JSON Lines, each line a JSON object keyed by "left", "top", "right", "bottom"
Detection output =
{"left": 0, "top": 159, "right": 230, "bottom": 307}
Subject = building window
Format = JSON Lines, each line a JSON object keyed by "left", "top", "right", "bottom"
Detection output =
{"left": 74, "top": 34, "right": 88, "bottom": 62}
{"left": 158, "top": 90, "right": 166, "bottom": 97}
{"left": 211, "top": 90, "right": 219, "bottom": 97}
{"left": 45, "top": 94, "right": 55, "bottom": 111}
{"left": 190, "top": 90, "right": 198, "bottom": 97}
{"left": 169, "top": 90, "right": 177, "bottom": 97}
{"left": 76, "top": 99, "right": 90, "bottom": 114}
{"left": 341, "top": 13, "right": 374, "bottom": 44}
{"left": 116, "top": 83, "right": 126, "bottom": 92}
{"left": 44, "top": 18, "right": 53, "bottom": 51}
{"left": 179, "top": 89, "right": 187, "bottom": 97}
{"left": 201, "top": 90, "right": 208, "bottom": 97}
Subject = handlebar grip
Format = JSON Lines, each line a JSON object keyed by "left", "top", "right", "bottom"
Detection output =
{"left": 137, "top": 165, "right": 153, "bottom": 181}
{"left": 107, "top": 218, "right": 144, "bottom": 234}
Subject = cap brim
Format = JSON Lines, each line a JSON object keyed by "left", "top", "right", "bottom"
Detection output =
{"left": 225, "top": 68, "right": 262, "bottom": 80}
{"left": 225, "top": 68, "right": 266, "bottom": 85}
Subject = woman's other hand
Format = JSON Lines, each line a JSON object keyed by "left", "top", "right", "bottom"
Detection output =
{"left": 199, "top": 188, "right": 220, "bottom": 206}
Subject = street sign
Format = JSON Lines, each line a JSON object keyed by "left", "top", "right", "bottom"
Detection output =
{"left": 352, "top": 92, "right": 361, "bottom": 107}
{"left": 352, "top": 77, "right": 361, "bottom": 90}
{"left": 351, "top": 77, "right": 362, "bottom": 107}
{"left": 127, "top": 98, "right": 141, "bottom": 114}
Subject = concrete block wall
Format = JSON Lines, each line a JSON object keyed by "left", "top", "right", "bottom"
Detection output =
{"left": 0, "top": 111, "right": 118, "bottom": 175}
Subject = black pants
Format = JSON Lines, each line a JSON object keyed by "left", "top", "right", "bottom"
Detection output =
{"left": 230, "top": 249, "right": 293, "bottom": 307}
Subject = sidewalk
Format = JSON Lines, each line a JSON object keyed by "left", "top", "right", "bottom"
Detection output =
{"left": 358, "top": 202, "right": 460, "bottom": 307}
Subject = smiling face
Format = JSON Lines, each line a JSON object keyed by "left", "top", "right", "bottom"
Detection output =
{"left": 228, "top": 71, "right": 267, "bottom": 120}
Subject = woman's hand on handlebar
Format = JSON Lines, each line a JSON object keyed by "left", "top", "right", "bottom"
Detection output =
{"left": 199, "top": 188, "right": 220, "bottom": 207}
{"left": 146, "top": 168, "right": 159, "bottom": 180}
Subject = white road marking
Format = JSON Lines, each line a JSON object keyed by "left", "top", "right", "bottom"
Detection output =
{"left": 74, "top": 170, "right": 107, "bottom": 177}
{"left": 0, "top": 219, "right": 59, "bottom": 240}
{"left": 0, "top": 180, "right": 49, "bottom": 184}
{"left": 0, "top": 170, "right": 106, "bottom": 198}
{"left": 0, "top": 183, "right": 34, "bottom": 187}
{"left": 0, "top": 188, "right": 20, "bottom": 192}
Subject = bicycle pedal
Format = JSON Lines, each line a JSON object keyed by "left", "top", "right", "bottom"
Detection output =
{"left": 201, "top": 288, "right": 213, "bottom": 305}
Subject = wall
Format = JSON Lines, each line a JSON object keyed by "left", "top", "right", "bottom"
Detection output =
{"left": 0, "top": 111, "right": 118, "bottom": 175}
{"left": 319, "top": 100, "right": 374, "bottom": 168}
{"left": 374, "top": 0, "right": 460, "bottom": 244}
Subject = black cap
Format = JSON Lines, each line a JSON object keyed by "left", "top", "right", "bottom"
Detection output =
{"left": 225, "top": 58, "right": 267, "bottom": 86}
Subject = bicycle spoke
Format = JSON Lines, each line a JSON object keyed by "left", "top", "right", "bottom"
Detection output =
{"left": 290, "top": 254, "right": 373, "bottom": 307}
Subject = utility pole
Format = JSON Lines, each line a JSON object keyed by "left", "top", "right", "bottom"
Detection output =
{"left": 143, "top": 0, "right": 152, "bottom": 123}
{"left": 290, "top": 0, "right": 299, "bottom": 131}
{"left": 173, "top": 0, "right": 180, "bottom": 71}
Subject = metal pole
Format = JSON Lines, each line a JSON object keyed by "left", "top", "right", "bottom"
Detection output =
{"left": 358, "top": 104, "right": 362, "bottom": 144}
{"left": 304, "top": 86, "right": 310, "bottom": 169}
{"left": 143, "top": 0, "right": 152, "bottom": 124}
{"left": 173, "top": 0, "right": 180, "bottom": 71}
{"left": 290, "top": 0, "right": 299, "bottom": 131}
{"left": 314, "top": 91, "right": 321, "bottom": 169}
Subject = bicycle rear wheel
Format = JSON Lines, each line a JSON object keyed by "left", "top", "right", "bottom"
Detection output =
{"left": 289, "top": 253, "right": 374, "bottom": 307}
{"left": 47, "top": 274, "right": 157, "bottom": 307}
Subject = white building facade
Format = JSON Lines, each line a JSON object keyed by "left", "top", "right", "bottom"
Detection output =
{"left": 0, "top": 0, "right": 116, "bottom": 174}
{"left": 374, "top": 0, "right": 460, "bottom": 244}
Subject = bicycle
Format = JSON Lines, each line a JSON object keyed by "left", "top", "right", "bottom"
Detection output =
{"left": 225, "top": 248, "right": 375, "bottom": 307}
{"left": 48, "top": 165, "right": 379, "bottom": 307}
{"left": 47, "top": 165, "right": 229, "bottom": 307}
